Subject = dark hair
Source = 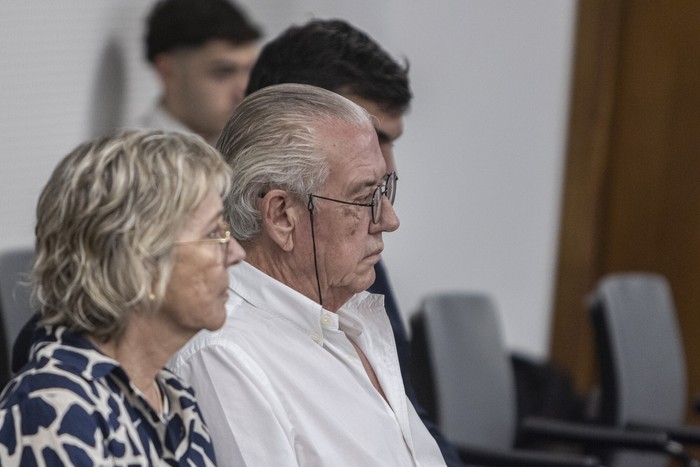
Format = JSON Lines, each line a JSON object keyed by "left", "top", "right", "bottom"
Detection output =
{"left": 246, "top": 19, "right": 411, "bottom": 113}
{"left": 145, "top": 0, "right": 261, "bottom": 63}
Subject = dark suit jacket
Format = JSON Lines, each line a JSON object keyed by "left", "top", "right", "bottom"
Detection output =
{"left": 368, "top": 260, "right": 465, "bottom": 466}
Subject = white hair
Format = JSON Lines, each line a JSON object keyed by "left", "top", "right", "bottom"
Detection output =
{"left": 217, "top": 83, "right": 372, "bottom": 241}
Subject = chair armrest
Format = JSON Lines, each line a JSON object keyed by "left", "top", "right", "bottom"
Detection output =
{"left": 521, "top": 416, "right": 680, "bottom": 453}
{"left": 627, "top": 420, "right": 700, "bottom": 445}
{"left": 457, "top": 444, "right": 601, "bottom": 467}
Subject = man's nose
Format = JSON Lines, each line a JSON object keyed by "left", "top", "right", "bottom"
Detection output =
{"left": 371, "top": 196, "right": 400, "bottom": 233}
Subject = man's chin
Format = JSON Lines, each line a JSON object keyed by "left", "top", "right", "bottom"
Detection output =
{"left": 358, "top": 268, "right": 377, "bottom": 291}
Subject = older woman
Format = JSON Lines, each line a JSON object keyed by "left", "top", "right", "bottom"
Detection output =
{"left": 0, "top": 130, "right": 245, "bottom": 465}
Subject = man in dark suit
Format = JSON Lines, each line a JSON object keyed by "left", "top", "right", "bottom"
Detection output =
{"left": 245, "top": 19, "right": 465, "bottom": 466}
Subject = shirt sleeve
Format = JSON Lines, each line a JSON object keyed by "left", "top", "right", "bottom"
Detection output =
{"left": 171, "top": 338, "right": 299, "bottom": 466}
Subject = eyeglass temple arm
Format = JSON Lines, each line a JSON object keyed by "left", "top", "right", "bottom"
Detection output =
{"left": 307, "top": 195, "right": 324, "bottom": 307}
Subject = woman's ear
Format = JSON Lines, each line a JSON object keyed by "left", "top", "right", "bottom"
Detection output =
{"left": 260, "top": 190, "right": 300, "bottom": 252}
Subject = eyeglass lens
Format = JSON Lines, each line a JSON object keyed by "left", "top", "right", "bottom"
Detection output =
{"left": 371, "top": 173, "right": 398, "bottom": 224}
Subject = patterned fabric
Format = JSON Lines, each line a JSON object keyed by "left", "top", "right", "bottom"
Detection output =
{"left": 0, "top": 326, "right": 217, "bottom": 466}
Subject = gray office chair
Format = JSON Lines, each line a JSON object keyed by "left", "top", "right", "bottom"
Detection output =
{"left": 589, "top": 273, "right": 700, "bottom": 467}
{"left": 0, "top": 247, "right": 35, "bottom": 388}
{"left": 410, "top": 291, "right": 693, "bottom": 467}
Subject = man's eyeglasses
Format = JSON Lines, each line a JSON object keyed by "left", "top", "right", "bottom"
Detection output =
{"left": 257, "top": 173, "right": 398, "bottom": 307}
{"left": 308, "top": 172, "right": 398, "bottom": 224}
{"left": 305, "top": 172, "right": 397, "bottom": 307}
{"left": 174, "top": 221, "right": 232, "bottom": 257}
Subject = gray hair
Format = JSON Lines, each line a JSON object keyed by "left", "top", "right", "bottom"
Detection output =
{"left": 216, "top": 83, "right": 372, "bottom": 241}
{"left": 34, "top": 129, "right": 232, "bottom": 341}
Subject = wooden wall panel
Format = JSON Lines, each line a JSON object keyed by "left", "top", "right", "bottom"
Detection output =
{"left": 549, "top": 0, "right": 623, "bottom": 393}
{"left": 550, "top": 0, "right": 700, "bottom": 425}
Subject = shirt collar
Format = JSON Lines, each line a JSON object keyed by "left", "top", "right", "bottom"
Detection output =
{"left": 31, "top": 325, "right": 122, "bottom": 381}
{"left": 30, "top": 325, "right": 190, "bottom": 423}
{"left": 229, "top": 261, "right": 385, "bottom": 345}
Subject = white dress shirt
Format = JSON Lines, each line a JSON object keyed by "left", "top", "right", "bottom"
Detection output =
{"left": 169, "top": 261, "right": 447, "bottom": 467}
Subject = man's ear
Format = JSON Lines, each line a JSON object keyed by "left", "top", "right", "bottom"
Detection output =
{"left": 152, "top": 53, "right": 175, "bottom": 83}
{"left": 260, "top": 190, "right": 300, "bottom": 252}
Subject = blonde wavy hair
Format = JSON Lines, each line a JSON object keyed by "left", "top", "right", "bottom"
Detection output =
{"left": 33, "top": 129, "right": 232, "bottom": 341}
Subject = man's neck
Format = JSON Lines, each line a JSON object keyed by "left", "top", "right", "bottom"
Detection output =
{"left": 159, "top": 100, "right": 218, "bottom": 145}
{"left": 245, "top": 246, "right": 353, "bottom": 313}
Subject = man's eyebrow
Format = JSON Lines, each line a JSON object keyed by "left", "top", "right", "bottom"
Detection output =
{"left": 348, "top": 178, "right": 380, "bottom": 197}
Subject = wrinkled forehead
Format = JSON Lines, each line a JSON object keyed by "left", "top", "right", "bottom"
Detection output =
{"left": 316, "top": 120, "right": 385, "bottom": 190}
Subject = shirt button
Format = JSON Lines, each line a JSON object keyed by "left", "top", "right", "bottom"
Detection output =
{"left": 311, "top": 332, "right": 321, "bottom": 342}
{"left": 320, "top": 315, "right": 331, "bottom": 326}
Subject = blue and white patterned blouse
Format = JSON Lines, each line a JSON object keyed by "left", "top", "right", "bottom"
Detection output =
{"left": 0, "top": 326, "right": 217, "bottom": 466}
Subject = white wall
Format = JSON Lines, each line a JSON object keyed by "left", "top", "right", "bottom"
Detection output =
{"left": 0, "top": 1, "right": 577, "bottom": 359}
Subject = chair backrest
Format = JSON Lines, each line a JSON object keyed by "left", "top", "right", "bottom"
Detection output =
{"left": 589, "top": 272, "right": 686, "bottom": 427}
{"left": 0, "top": 247, "right": 35, "bottom": 387}
{"left": 588, "top": 273, "right": 686, "bottom": 467}
{"left": 410, "top": 292, "right": 516, "bottom": 450}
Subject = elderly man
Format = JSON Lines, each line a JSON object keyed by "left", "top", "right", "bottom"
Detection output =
{"left": 245, "top": 20, "right": 464, "bottom": 466}
{"left": 170, "top": 83, "right": 447, "bottom": 466}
